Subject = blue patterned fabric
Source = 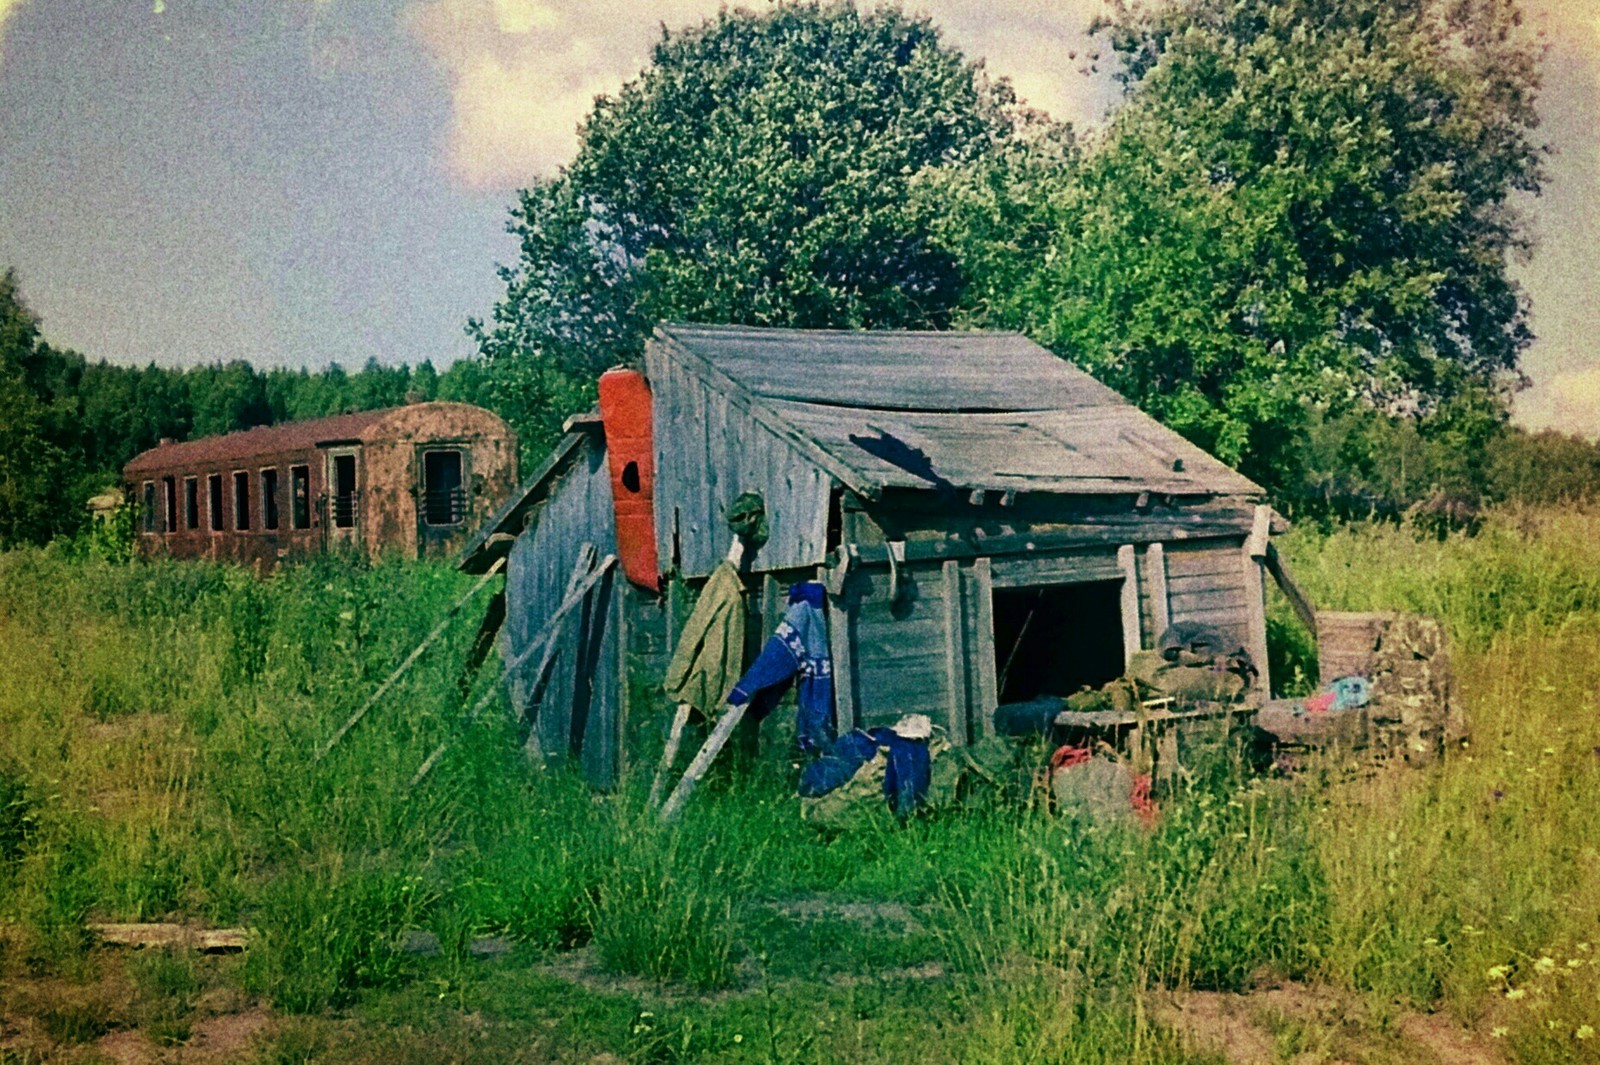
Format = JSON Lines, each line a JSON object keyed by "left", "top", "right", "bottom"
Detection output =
{"left": 728, "top": 582, "right": 835, "bottom": 751}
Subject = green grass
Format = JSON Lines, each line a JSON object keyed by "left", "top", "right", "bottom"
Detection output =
{"left": 1, "top": 509, "right": 1598, "bottom": 1061}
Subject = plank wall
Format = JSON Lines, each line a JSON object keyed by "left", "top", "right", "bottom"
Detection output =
{"left": 645, "top": 353, "right": 834, "bottom": 579}
{"left": 502, "top": 437, "right": 626, "bottom": 788}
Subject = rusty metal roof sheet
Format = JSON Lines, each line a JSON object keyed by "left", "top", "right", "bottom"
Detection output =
{"left": 124, "top": 409, "right": 396, "bottom": 477}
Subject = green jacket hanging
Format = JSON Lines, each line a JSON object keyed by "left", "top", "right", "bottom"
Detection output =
{"left": 663, "top": 561, "right": 746, "bottom": 717}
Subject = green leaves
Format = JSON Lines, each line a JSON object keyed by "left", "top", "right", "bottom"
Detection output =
{"left": 944, "top": 0, "right": 1544, "bottom": 499}
{"left": 473, "top": 1, "right": 1042, "bottom": 449}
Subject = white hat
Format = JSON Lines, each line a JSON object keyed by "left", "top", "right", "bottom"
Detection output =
{"left": 893, "top": 713, "right": 933, "bottom": 740}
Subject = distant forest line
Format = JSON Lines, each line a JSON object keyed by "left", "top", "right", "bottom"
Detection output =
{"left": 8, "top": 0, "right": 1600, "bottom": 548}
{"left": 4, "top": 264, "right": 1599, "bottom": 553}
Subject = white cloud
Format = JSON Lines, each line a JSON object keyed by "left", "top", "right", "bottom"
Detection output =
{"left": 407, "top": 0, "right": 1114, "bottom": 190}
{"left": 1518, "top": 366, "right": 1600, "bottom": 439}
{"left": 0, "top": 0, "right": 29, "bottom": 69}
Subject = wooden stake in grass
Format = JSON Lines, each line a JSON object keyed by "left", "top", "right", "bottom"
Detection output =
{"left": 658, "top": 700, "right": 748, "bottom": 824}
{"left": 316, "top": 556, "right": 505, "bottom": 762}
{"left": 649, "top": 703, "right": 693, "bottom": 809}
{"left": 407, "top": 554, "right": 616, "bottom": 790}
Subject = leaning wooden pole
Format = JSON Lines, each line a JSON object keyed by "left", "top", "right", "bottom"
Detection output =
{"left": 658, "top": 702, "right": 748, "bottom": 824}
{"left": 316, "top": 556, "right": 505, "bottom": 762}
{"left": 407, "top": 555, "right": 616, "bottom": 790}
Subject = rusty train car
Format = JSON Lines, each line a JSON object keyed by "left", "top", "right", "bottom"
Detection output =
{"left": 124, "top": 402, "right": 517, "bottom": 565}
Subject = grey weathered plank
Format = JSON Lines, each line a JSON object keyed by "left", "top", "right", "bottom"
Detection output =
{"left": 941, "top": 560, "right": 969, "bottom": 746}
{"left": 1117, "top": 545, "right": 1141, "bottom": 667}
{"left": 1146, "top": 543, "right": 1170, "bottom": 643}
{"left": 969, "top": 558, "right": 998, "bottom": 738}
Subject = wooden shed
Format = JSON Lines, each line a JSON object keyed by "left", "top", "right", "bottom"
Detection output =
{"left": 461, "top": 325, "right": 1280, "bottom": 786}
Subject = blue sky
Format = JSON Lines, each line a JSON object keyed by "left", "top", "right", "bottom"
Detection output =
{"left": 0, "top": 0, "right": 1595, "bottom": 434}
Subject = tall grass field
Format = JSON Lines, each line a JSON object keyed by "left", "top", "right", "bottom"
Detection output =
{"left": 2, "top": 509, "right": 1598, "bottom": 1062}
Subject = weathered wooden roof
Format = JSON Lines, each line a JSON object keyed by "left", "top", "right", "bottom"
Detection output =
{"left": 654, "top": 324, "right": 1262, "bottom": 498}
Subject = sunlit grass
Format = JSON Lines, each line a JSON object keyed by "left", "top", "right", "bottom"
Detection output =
{"left": 0, "top": 508, "right": 1597, "bottom": 1061}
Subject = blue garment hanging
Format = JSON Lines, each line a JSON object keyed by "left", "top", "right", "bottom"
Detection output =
{"left": 727, "top": 582, "right": 836, "bottom": 752}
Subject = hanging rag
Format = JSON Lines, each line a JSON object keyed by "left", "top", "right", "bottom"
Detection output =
{"left": 727, "top": 581, "right": 835, "bottom": 751}
{"left": 663, "top": 561, "right": 746, "bottom": 718}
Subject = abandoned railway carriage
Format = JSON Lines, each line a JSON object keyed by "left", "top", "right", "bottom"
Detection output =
{"left": 126, "top": 402, "right": 517, "bottom": 565}
{"left": 461, "top": 325, "right": 1281, "bottom": 788}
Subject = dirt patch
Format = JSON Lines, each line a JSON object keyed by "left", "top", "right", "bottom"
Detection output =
{"left": 1156, "top": 981, "right": 1508, "bottom": 1065}
{"left": 765, "top": 896, "right": 928, "bottom": 935}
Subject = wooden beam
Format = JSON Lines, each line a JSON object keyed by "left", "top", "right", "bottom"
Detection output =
{"left": 1117, "top": 544, "right": 1141, "bottom": 668}
{"left": 820, "top": 565, "right": 856, "bottom": 735}
{"left": 1145, "top": 542, "right": 1170, "bottom": 641}
{"left": 941, "top": 560, "right": 969, "bottom": 745}
{"left": 1263, "top": 541, "right": 1317, "bottom": 634}
{"left": 970, "top": 557, "right": 999, "bottom": 737}
{"left": 1245, "top": 503, "right": 1271, "bottom": 559}
{"left": 408, "top": 555, "right": 616, "bottom": 789}
{"left": 1240, "top": 545, "right": 1271, "bottom": 696}
{"left": 317, "top": 556, "right": 505, "bottom": 761}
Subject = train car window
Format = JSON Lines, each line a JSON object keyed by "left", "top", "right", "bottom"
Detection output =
{"left": 184, "top": 477, "right": 199, "bottom": 530}
{"left": 162, "top": 476, "right": 177, "bottom": 534}
{"left": 233, "top": 471, "right": 250, "bottom": 531}
{"left": 290, "top": 465, "right": 311, "bottom": 529}
{"left": 209, "top": 474, "right": 224, "bottom": 532}
{"left": 422, "top": 450, "right": 464, "bottom": 526}
{"left": 261, "top": 468, "right": 280, "bottom": 530}
{"left": 332, "top": 455, "right": 358, "bottom": 528}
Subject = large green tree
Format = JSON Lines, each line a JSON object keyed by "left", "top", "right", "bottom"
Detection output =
{"left": 472, "top": 1, "right": 1038, "bottom": 456}
{"left": 948, "top": 0, "right": 1546, "bottom": 496}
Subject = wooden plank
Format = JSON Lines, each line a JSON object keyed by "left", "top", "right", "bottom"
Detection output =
{"left": 990, "top": 551, "right": 1122, "bottom": 588}
{"left": 941, "top": 560, "right": 969, "bottom": 746}
{"left": 821, "top": 567, "right": 856, "bottom": 735}
{"left": 1264, "top": 541, "right": 1318, "bottom": 634}
{"left": 409, "top": 556, "right": 617, "bottom": 789}
{"left": 90, "top": 923, "right": 250, "bottom": 953}
{"left": 1145, "top": 543, "right": 1170, "bottom": 641}
{"left": 1245, "top": 503, "right": 1271, "bottom": 558}
{"left": 1240, "top": 545, "right": 1271, "bottom": 695}
{"left": 1117, "top": 544, "right": 1140, "bottom": 668}
{"left": 317, "top": 556, "right": 505, "bottom": 761}
{"left": 970, "top": 558, "right": 999, "bottom": 738}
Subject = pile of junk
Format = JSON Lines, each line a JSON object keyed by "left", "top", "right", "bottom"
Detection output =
{"left": 784, "top": 611, "right": 1461, "bottom": 830}
{"left": 648, "top": 502, "right": 1459, "bottom": 828}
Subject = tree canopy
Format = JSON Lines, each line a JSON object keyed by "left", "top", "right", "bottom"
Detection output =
{"left": 944, "top": 0, "right": 1546, "bottom": 496}
{"left": 472, "top": 0, "right": 1040, "bottom": 453}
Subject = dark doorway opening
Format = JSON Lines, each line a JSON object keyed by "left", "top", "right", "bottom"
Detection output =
{"left": 993, "top": 580, "right": 1126, "bottom": 703}
{"left": 332, "top": 454, "right": 358, "bottom": 528}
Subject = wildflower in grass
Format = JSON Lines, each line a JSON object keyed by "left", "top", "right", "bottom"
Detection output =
{"left": 1506, "top": 988, "right": 1527, "bottom": 1000}
{"left": 1486, "top": 964, "right": 1511, "bottom": 980}
{"left": 1569, "top": 959, "right": 1584, "bottom": 969}
{"left": 1534, "top": 956, "right": 1556, "bottom": 974}
{"left": 1491, "top": 1027, "right": 1509, "bottom": 1038}
{"left": 1578, "top": 1025, "right": 1595, "bottom": 1040}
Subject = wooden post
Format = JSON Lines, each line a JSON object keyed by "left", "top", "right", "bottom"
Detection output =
{"left": 1241, "top": 508, "right": 1272, "bottom": 695}
{"left": 1145, "top": 543, "right": 1169, "bottom": 643}
{"left": 820, "top": 563, "right": 856, "bottom": 735}
{"left": 658, "top": 702, "right": 748, "bottom": 823}
{"left": 970, "top": 558, "right": 998, "bottom": 737}
{"left": 317, "top": 556, "right": 505, "bottom": 761}
{"left": 941, "top": 560, "right": 969, "bottom": 745}
{"left": 1117, "top": 544, "right": 1141, "bottom": 668}
{"left": 648, "top": 703, "right": 692, "bottom": 808}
